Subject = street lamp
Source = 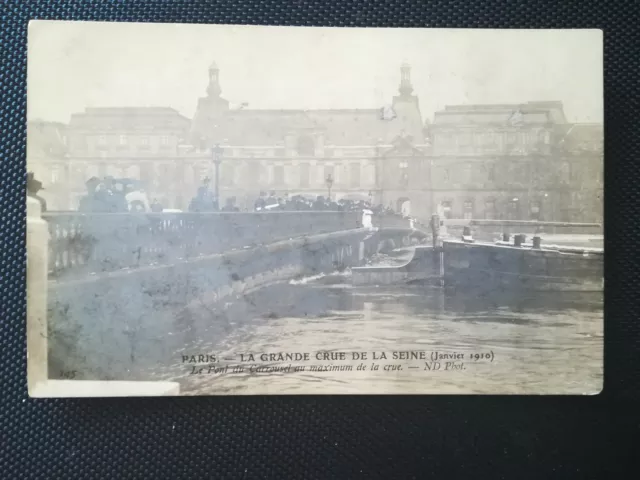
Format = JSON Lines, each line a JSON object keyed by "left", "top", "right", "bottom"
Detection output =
{"left": 211, "top": 143, "right": 224, "bottom": 208}
{"left": 325, "top": 173, "right": 334, "bottom": 201}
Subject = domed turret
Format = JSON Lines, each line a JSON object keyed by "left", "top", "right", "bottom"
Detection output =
{"left": 399, "top": 62, "right": 414, "bottom": 97}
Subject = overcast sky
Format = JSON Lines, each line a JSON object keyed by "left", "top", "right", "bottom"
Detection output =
{"left": 27, "top": 21, "right": 603, "bottom": 124}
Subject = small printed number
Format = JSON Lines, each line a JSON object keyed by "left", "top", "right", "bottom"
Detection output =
{"left": 59, "top": 370, "right": 77, "bottom": 379}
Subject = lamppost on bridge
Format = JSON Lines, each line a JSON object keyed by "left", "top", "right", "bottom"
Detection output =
{"left": 211, "top": 144, "right": 224, "bottom": 208}
{"left": 325, "top": 173, "right": 334, "bottom": 201}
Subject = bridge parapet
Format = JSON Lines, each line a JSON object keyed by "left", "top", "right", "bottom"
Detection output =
{"left": 372, "top": 214, "right": 412, "bottom": 229}
{"left": 44, "top": 211, "right": 361, "bottom": 280}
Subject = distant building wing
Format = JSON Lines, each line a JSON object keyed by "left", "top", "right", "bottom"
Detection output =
{"left": 27, "top": 120, "right": 68, "bottom": 158}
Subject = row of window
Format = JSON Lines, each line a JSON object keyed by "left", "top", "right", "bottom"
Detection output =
{"left": 435, "top": 130, "right": 550, "bottom": 148}
{"left": 433, "top": 165, "right": 495, "bottom": 184}
{"left": 244, "top": 164, "right": 364, "bottom": 187}
{"left": 74, "top": 136, "right": 377, "bottom": 159}
{"left": 439, "top": 198, "right": 543, "bottom": 220}
{"left": 77, "top": 135, "right": 173, "bottom": 150}
{"left": 48, "top": 163, "right": 370, "bottom": 189}
{"left": 48, "top": 163, "right": 578, "bottom": 193}
{"left": 429, "top": 163, "right": 573, "bottom": 186}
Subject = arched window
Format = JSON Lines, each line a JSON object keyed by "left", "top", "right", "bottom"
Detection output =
{"left": 484, "top": 198, "right": 496, "bottom": 220}
{"left": 484, "top": 164, "right": 496, "bottom": 182}
{"left": 530, "top": 200, "right": 542, "bottom": 220}
{"left": 440, "top": 201, "right": 453, "bottom": 219}
{"left": 560, "top": 163, "right": 571, "bottom": 183}
{"left": 245, "top": 162, "right": 260, "bottom": 186}
{"left": 296, "top": 135, "right": 315, "bottom": 156}
{"left": 463, "top": 199, "right": 474, "bottom": 220}
{"left": 350, "top": 164, "right": 361, "bottom": 187}
{"left": 72, "top": 165, "right": 87, "bottom": 186}
{"left": 258, "top": 164, "right": 268, "bottom": 184}
{"left": 507, "top": 198, "right": 520, "bottom": 220}
{"left": 538, "top": 129, "right": 550, "bottom": 144}
{"left": 158, "top": 164, "right": 173, "bottom": 190}
{"left": 273, "top": 165, "right": 285, "bottom": 185}
{"left": 399, "top": 160, "right": 409, "bottom": 187}
{"left": 300, "top": 163, "right": 310, "bottom": 187}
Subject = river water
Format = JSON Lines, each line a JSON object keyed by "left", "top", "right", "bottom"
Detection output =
{"left": 141, "top": 258, "right": 603, "bottom": 395}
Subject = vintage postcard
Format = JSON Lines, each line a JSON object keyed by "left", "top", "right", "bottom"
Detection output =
{"left": 26, "top": 21, "right": 603, "bottom": 396}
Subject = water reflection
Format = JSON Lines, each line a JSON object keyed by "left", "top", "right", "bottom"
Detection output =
{"left": 138, "top": 273, "right": 602, "bottom": 395}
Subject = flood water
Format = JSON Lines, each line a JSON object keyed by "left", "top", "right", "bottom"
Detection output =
{"left": 141, "top": 266, "right": 603, "bottom": 395}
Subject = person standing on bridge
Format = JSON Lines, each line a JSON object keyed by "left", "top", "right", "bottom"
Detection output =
{"left": 91, "top": 177, "right": 127, "bottom": 213}
{"left": 150, "top": 198, "right": 163, "bottom": 213}
{"left": 429, "top": 214, "right": 441, "bottom": 248}
{"left": 78, "top": 176, "right": 101, "bottom": 212}
{"left": 189, "top": 177, "right": 217, "bottom": 212}
{"left": 26, "top": 172, "right": 47, "bottom": 213}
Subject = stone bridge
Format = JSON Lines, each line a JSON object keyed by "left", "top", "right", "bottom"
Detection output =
{"left": 28, "top": 200, "right": 425, "bottom": 386}
{"left": 44, "top": 209, "right": 423, "bottom": 280}
{"left": 27, "top": 196, "right": 601, "bottom": 394}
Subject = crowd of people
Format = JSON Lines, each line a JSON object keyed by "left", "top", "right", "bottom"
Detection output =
{"left": 188, "top": 181, "right": 404, "bottom": 215}
{"left": 252, "top": 191, "right": 399, "bottom": 215}
{"left": 77, "top": 176, "right": 164, "bottom": 213}
{"left": 29, "top": 172, "right": 405, "bottom": 217}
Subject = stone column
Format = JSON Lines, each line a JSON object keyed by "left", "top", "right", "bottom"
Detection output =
{"left": 26, "top": 196, "right": 49, "bottom": 394}
{"left": 26, "top": 196, "right": 181, "bottom": 397}
{"left": 315, "top": 133, "right": 325, "bottom": 157}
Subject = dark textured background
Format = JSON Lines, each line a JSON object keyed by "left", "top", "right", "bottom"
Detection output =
{"left": 1, "top": 1, "right": 638, "bottom": 478}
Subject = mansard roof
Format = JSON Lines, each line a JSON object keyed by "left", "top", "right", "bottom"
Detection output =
{"left": 432, "top": 101, "right": 568, "bottom": 127}
{"left": 193, "top": 107, "right": 426, "bottom": 147}
{"left": 69, "top": 107, "right": 191, "bottom": 133}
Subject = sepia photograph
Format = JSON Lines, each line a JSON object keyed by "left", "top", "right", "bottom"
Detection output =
{"left": 25, "top": 21, "right": 603, "bottom": 396}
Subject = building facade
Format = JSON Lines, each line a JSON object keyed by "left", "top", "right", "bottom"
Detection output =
{"left": 27, "top": 62, "right": 603, "bottom": 223}
{"left": 188, "top": 62, "right": 427, "bottom": 211}
{"left": 425, "top": 102, "right": 603, "bottom": 223}
{"left": 64, "top": 107, "right": 191, "bottom": 209}
{"left": 28, "top": 108, "right": 191, "bottom": 210}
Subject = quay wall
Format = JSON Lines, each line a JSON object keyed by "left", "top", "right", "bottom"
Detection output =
{"left": 444, "top": 220, "right": 602, "bottom": 242}
{"left": 442, "top": 241, "right": 604, "bottom": 292}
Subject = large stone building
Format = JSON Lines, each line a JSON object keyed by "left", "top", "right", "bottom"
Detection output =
{"left": 64, "top": 107, "right": 191, "bottom": 209}
{"left": 27, "top": 61, "right": 603, "bottom": 223}
{"left": 189, "top": 62, "right": 428, "bottom": 211}
{"left": 27, "top": 108, "right": 191, "bottom": 210}
{"left": 423, "top": 102, "right": 604, "bottom": 222}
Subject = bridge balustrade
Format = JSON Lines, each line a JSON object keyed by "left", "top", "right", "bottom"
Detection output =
{"left": 44, "top": 211, "right": 361, "bottom": 280}
{"left": 443, "top": 219, "right": 603, "bottom": 241}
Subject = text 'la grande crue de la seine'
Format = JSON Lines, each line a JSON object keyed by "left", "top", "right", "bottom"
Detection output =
{"left": 181, "top": 351, "right": 495, "bottom": 375}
